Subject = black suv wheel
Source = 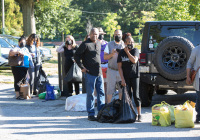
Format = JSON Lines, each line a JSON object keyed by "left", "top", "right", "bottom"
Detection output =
{"left": 154, "top": 36, "right": 194, "bottom": 80}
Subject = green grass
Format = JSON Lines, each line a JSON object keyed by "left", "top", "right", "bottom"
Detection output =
{"left": 0, "top": 70, "right": 13, "bottom": 76}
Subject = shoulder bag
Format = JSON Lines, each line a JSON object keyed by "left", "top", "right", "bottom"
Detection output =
{"left": 8, "top": 54, "right": 24, "bottom": 66}
{"left": 190, "top": 67, "right": 200, "bottom": 83}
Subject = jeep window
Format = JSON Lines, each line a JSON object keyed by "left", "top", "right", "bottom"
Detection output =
{"left": 149, "top": 25, "right": 200, "bottom": 50}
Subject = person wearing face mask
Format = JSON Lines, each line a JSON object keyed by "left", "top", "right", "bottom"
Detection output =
{"left": 26, "top": 33, "right": 42, "bottom": 95}
{"left": 56, "top": 35, "right": 80, "bottom": 96}
{"left": 117, "top": 35, "right": 141, "bottom": 122}
{"left": 9, "top": 36, "right": 33, "bottom": 100}
{"left": 104, "top": 29, "right": 125, "bottom": 103}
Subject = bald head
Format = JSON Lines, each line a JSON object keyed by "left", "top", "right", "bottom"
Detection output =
{"left": 90, "top": 28, "right": 99, "bottom": 42}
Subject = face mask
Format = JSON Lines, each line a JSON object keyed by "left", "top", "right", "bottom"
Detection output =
{"left": 66, "top": 40, "right": 72, "bottom": 45}
{"left": 127, "top": 44, "right": 134, "bottom": 49}
{"left": 114, "top": 35, "right": 122, "bottom": 42}
{"left": 98, "top": 34, "right": 104, "bottom": 40}
{"left": 20, "top": 42, "right": 25, "bottom": 48}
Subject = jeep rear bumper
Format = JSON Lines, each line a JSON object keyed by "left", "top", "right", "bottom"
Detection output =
{"left": 140, "top": 73, "right": 194, "bottom": 90}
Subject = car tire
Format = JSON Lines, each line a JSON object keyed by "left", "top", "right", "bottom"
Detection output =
{"left": 139, "top": 81, "right": 154, "bottom": 107}
{"left": 156, "top": 89, "right": 168, "bottom": 95}
{"left": 154, "top": 36, "right": 194, "bottom": 80}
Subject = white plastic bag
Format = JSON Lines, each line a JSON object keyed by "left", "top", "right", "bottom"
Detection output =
{"left": 65, "top": 94, "right": 87, "bottom": 111}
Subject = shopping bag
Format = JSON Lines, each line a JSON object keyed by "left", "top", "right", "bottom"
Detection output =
{"left": 64, "top": 63, "right": 82, "bottom": 83}
{"left": 175, "top": 100, "right": 195, "bottom": 128}
{"left": 20, "top": 83, "right": 31, "bottom": 99}
{"left": 161, "top": 101, "right": 175, "bottom": 123}
{"left": 114, "top": 86, "right": 137, "bottom": 123}
{"left": 18, "top": 72, "right": 31, "bottom": 99}
{"left": 97, "top": 99, "right": 120, "bottom": 123}
{"left": 152, "top": 103, "right": 171, "bottom": 127}
{"left": 65, "top": 94, "right": 87, "bottom": 111}
{"left": 45, "top": 84, "right": 55, "bottom": 100}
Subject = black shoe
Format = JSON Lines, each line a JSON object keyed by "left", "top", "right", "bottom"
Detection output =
{"left": 33, "top": 91, "right": 38, "bottom": 95}
{"left": 88, "top": 116, "right": 97, "bottom": 121}
{"left": 137, "top": 115, "right": 142, "bottom": 122}
{"left": 195, "top": 119, "right": 200, "bottom": 124}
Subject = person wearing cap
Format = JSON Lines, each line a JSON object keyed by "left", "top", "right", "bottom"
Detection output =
{"left": 104, "top": 29, "right": 125, "bottom": 103}
{"left": 56, "top": 35, "right": 80, "bottom": 96}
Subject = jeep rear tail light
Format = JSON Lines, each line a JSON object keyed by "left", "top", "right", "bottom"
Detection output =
{"left": 139, "top": 53, "right": 146, "bottom": 64}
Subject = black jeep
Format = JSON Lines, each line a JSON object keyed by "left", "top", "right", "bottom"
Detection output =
{"left": 139, "top": 21, "right": 200, "bottom": 107}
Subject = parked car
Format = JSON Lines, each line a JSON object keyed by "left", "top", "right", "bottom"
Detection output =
{"left": 0, "top": 35, "right": 53, "bottom": 62}
{"left": 40, "top": 47, "right": 53, "bottom": 62}
{"left": 0, "top": 34, "right": 19, "bottom": 47}
{"left": 139, "top": 21, "right": 200, "bottom": 107}
{"left": 0, "top": 37, "right": 13, "bottom": 59}
{"left": 0, "top": 56, "right": 8, "bottom": 66}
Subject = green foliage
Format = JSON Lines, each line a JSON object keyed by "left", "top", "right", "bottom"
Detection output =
{"left": 155, "top": 0, "right": 194, "bottom": 21}
{"left": 0, "top": 0, "right": 23, "bottom": 36}
{"left": 188, "top": 0, "right": 200, "bottom": 20}
{"left": 35, "top": 0, "right": 81, "bottom": 39}
{"left": 101, "top": 13, "right": 121, "bottom": 37}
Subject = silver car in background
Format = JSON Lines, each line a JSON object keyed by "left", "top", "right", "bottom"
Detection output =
{"left": 0, "top": 34, "right": 53, "bottom": 62}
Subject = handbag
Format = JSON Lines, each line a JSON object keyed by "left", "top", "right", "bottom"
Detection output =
{"left": 8, "top": 54, "right": 24, "bottom": 66}
{"left": 190, "top": 67, "right": 200, "bottom": 83}
{"left": 64, "top": 63, "right": 82, "bottom": 83}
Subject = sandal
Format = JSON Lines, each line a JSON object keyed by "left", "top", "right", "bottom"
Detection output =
{"left": 16, "top": 96, "right": 25, "bottom": 100}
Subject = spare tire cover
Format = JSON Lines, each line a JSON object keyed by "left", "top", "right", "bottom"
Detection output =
{"left": 154, "top": 36, "right": 194, "bottom": 80}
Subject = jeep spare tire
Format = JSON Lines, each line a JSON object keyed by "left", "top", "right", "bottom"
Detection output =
{"left": 154, "top": 36, "right": 194, "bottom": 80}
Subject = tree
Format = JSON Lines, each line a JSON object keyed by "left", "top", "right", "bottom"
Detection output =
{"left": 101, "top": 13, "right": 121, "bottom": 41}
{"left": 15, "top": 0, "right": 36, "bottom": 36}
{"left": 155, "top": 0, "right": 194, "bottom": 21}
{"left": 34, "top": 0, "right": 81, "bottom": 39}
{"left": 188, "top": 0, "right": 200, "bottom": 20}
{"left": 0, "top": 0, "right": 23, "bottom": 36}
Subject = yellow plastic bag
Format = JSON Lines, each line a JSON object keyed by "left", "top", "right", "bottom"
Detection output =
{"left": 161, "top": 101, "right": 175, "bottom": 123}
{"left": 152, "top": 103, "right": 171, "bottom": 127}
{"left": 174, "top": 101, "right": 194, "bottom": 128}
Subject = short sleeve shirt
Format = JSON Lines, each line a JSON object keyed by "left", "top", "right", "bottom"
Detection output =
{"left": 117, "top": 48, "right": 140, "bottom": 79}
{"left": 105, "top": 40, "right": 125, "bottom": 70}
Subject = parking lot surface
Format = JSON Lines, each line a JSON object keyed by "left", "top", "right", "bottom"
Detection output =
{"left": 0, "top": 82, "right": 200, "bottom": 140}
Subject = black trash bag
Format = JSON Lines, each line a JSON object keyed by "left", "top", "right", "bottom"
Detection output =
{"left": 64, "top": 63, "right": 82, "bottom": 83}
{"left": 97, "top": 99, "right": 121, "bottom": 123}
{"left": 114, "top": 86, "right": 137, "bottom": 123}
{"left": 38, "top": 66, "right": 50, "bottom": 94}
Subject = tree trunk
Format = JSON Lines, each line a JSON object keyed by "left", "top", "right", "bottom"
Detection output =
{"left": 15, "top": 0, "right": 36, "bottom": 37}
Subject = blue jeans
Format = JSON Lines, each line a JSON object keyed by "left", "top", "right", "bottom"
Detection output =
{"left": 196, "top": 91, "right": 200, "bottom": 120}
{"left": 85, "top": 73, "right": 105, "bottom": 116}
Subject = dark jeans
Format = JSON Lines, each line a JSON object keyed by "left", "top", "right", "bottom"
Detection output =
{"left": 67, "top": 82, "right": 80, "bottom": 95}
{"left": 85, "top": 73, "right": 105, "bottom": 116}
{"left": 124, "top": 77, "right": 141, "bottom": 107}
{"left": 11, "top": 67, "right": 28, "bottom": 92}
{"left": 196, "top": 91, "right": 200, "bottom": 120}
{"left": 29, "top": 64, "right": 41, "bottom": 93}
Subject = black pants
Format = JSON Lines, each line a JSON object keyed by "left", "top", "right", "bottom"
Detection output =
{"left": 124, "top": 77, "right": 141, "bottom": 107}
{"left": 11, "top": 67, "right": 28, "bottom": 92}
{"left": 67, "top": 82, "right": 80, "bottom": 95}
{"left": 29, "top": 64, "right": 41, "bottom": 93}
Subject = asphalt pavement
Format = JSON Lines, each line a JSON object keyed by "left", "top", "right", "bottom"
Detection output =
{"left": 0, "top": 75, "right": 200, "bottom": 140}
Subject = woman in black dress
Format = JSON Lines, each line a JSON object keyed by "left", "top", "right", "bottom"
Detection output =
{"left": 56, "top": 35, "right": 79, "bottom": 95}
